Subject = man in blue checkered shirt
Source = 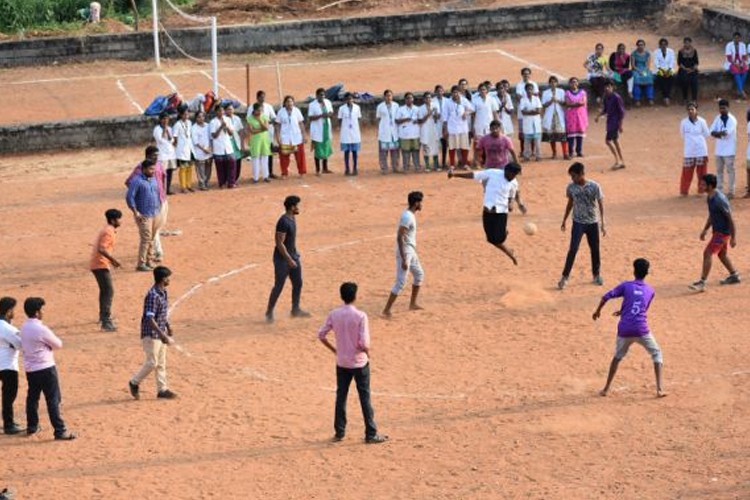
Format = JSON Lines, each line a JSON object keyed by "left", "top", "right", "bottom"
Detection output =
{"left": 128, "top": 266, "right": 177, "bottom": 400}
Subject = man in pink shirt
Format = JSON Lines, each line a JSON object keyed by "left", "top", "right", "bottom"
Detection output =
{"left": 19, "top": 297, "right": 76, "bottom": 440}
{"left": 477, "top": 120, "right": 518, "bottom": 169}
{"left": 318, "top": 282, "right": 387, "bottom": 444}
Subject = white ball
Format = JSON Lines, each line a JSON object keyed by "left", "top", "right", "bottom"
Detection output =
{"left": 523, "top": 222, "right": 537, "bottom": 236}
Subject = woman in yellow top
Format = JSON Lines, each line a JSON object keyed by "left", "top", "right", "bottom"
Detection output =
{"left": 246, "top": 103, "right": 272, "bottom": 183}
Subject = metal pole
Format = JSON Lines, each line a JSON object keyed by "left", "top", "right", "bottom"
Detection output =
{"left": 276, "top": 61, "right": 283, "bottom": 104}
{"left": 211, "top": 17, "right": 219, "bottom": 97}
{"left": 246, "top": 63, "right": 251, "bottom": 106}
{"left": 152, "top": 0, "right": 160, "bottom": 68}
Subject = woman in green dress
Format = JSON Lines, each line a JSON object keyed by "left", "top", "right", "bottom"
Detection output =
{"left": 247, "top": 103, "right": 272, "bottom": 183}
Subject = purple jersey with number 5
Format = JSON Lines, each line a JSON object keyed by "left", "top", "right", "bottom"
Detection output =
{"left": 601, "top": 280, "right": 655, "bottom": 337}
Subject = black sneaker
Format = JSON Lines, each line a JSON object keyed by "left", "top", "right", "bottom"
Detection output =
{"left": 101, "top": 320, "right": 117, "bottom": 332}
{"left": 3, "top": 423, "right": 24, "bottom": 435}
{"left": 26, "top": 427, "right": 40, "bottom": 436}
{"left": 291, "top": 309, "right": 311, "bottom": 318}
{"left": 157, "top": 390, "right": 177, "bottom": 399}
{"left": 128, "top": 381, "right": 140, "bottom": 400}
{"left": 365, "top": 434, "right": 389, "bottom": 444}
{"left": 332, "top": 433, "right": 345, "bottom": 442}
{"left": 265, "top": 311, "right": 274, "bottom": 323}
{"left": 54, "top": 431, "right": 77, "bottom": 441}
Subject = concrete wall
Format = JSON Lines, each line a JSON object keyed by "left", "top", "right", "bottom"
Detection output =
{"left": 0, "top": 0, "right": 667, "bottom": 67}
{"left": 702, "top": 7, "right": 750, "bottom": 42}
{"left": 1, "top": 70, "right": 740, "bottom": 155}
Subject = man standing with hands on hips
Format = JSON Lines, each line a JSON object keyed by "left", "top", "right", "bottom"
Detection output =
{"left": 319, "top": 282, "right": 388, "bottom": 444}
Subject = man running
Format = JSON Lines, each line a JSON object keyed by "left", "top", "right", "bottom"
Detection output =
{"left": 382, "top": 191, "right": 424, "bottom": 317}
{"left": 558, "top": 162, "right": 606, "bottom": 290}
{"left": 688, "top": 173, "right": 740, "bottom": 291}
{"left": 448, "top": 162, "right": 526, "bottom": 265}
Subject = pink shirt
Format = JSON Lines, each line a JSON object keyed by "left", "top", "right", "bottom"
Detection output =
{"left": 20, "top": 318, "right": 63, "bottom": 373}
{"left": 125, "top": 160, "right": 167, "bottom": 202}
{"left": 317, "top": 304, "right": 370, "bottom": 369}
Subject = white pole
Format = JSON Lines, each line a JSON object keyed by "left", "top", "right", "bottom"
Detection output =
{"left": 152, "top": 0, "right": 160, "bottom": 68}
{"left": 211, "top": 16, "right": 219, "bottom": 97}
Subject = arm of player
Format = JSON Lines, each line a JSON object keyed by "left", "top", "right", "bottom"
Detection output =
{"left": 700, "top": 216, "right": 711, "bottom": 240}
{"left": 318, "top": 315, "right": 337, "bottom": 354}
{"left": 514, "top": 190, "right": 527, "bottom": 215}
{"left": 397, "top": 226, "right": 409, "bottom": 270}
{"left": 598, "top": 198, "right": 607, "bottom": 236}
{"left": 149, "top": 317, "right": 172, "bottom": 344}
{"left": 276, "top": 231, "right": 297, "bottom": 268}
{"left": 592, "top": 297, "right": 608, "bottom": 320}
{"left": 98, "top": 232, "right": 121, "bottom": 268}
{"left": 728, "top": 211, "right": 737, "bottom": 247}
{"left": 561, "top": 196, "right": 573, "bottom": 231}
{"left": 447, "top": 170, "right": 475, "bottom": 180}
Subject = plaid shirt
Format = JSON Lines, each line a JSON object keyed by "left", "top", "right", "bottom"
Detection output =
{"left": 141, "top": 285, "right": 169, "bottom": 339}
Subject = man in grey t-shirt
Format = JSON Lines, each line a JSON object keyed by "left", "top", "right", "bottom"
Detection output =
{"left": 382, "top": 191, "right": 424, "bottom": 317}
{"left": 558, "top": 162, "right": 606, "bottom": 290}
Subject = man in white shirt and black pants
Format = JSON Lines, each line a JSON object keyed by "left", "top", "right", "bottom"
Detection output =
{"left": 0, "top": 297, "right": 23, "bottom": 435}
{"left": 710, "top": 99, "right": 738, "bottom": 198}
{"left": 448, "top": 163, "right": 526, "bottom": 265}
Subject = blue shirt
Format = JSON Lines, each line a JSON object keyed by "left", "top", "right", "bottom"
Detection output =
{"left": 126, "top": 174, "right": 161, "bottom": 217}
{"left": 141, "top": 285, "right": 169, "bottom": 339}
{"left": 707, "top": 190, "right": 732, "bottom": 235}
{"left": 601, "top": 280, "right": 654, "bottom": 337}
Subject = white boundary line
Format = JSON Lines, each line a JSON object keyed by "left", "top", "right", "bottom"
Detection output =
{"left": 495, "top": 49, "right": 567, "bottom": 80}
{"left": 116, "top": 79, "right": 144, "bottom": 113}
{"left": 200, "top": 70, "right": 243, "bottom": 103}
{"left": 161, "top": 73, "right": 179, "bottom": 93}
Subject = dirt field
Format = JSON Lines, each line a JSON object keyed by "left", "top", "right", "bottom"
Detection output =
{"left": 0, "top": 27, "right": 729, "bottom": 125}
{"left": 1, "top": 94, "right": 750, "bottom": 498}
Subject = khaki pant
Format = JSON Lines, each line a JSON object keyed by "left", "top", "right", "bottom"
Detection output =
{"left": 153, "top": 200, "right": 168, "bottom": 258}
{"left": 131, "top": 337, "right": 168, "bottom": 392}
{"left": 135, "top": 215, "right": 157, "bottom": 266}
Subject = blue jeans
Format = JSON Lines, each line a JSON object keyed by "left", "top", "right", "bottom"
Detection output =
{"left": 733, "top": 71, "right": 748, "bottom": 94}
{"left": 562, "top": 221, "right": 601, "bottom": 278}
{"left": 633, "top": 84, "right": 654, "bottom": 101}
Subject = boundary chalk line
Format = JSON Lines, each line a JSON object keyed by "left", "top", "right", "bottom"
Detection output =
{"left": 116, "top": 79, "right": 144, "bottom": 113}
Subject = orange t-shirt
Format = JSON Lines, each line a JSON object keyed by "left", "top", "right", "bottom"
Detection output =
{"left": 90, "top": 225, "right": 116, "bottom": 270}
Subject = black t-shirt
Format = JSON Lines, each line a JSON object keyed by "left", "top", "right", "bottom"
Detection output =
{"left": 274, "top": 214, "right": 298, "bottom": 259}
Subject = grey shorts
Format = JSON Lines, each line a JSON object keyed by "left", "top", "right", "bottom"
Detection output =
{"left": 615, "top": 334, "right": 663, "bottom": 364}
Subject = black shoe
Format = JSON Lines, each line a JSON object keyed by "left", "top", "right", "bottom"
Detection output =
{"left": 54, "top": 431, "right": 76, "bottom": 441}
{"left": 157, "top": 390, "right": 177, "bottom": 399}
{"left": 26, "top": 427, "right": 40, "bottom": 436}
{"left": 3, "top": 423, "right": 24, "bottom": 435}
{"left": 265, "top": 311, "right": 274, "bottom": 323}
{"left": 128, "top": 381, "right": 140, "bottom": 400}
{"left": 0, "top": 487, "right": 13, "bottom": 500}
{"left": 291, "top": 309, "right": 311, "bottom": 318}
{"left": 332, "top": 433, "right": 345, "bottom": 442}
{"left": 365, "top": 434, "right": 389, "bottom": 444}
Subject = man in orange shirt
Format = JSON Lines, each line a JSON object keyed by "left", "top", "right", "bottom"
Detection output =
{"left": 90, "top": 209, "right": 122, "bottom": 332}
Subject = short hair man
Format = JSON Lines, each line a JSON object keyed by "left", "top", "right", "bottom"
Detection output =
{"left": 20, "top": 297, "right": 76, "bottom": 439}
{"left": 595, "top": 81, "right": 626, "bottom": 170}
{"left": 382, "top": 191, "right": 425, "bottom": 317}
{"left": 129, "top": 266, "right": 177, "bottom": 400}
{"left": 558, "top": 162, "right": 606, "bottom": 290}
{"left": 318, "top": 282, "right": 388, "bottom": 444}
{"left": 709, "top": 99, "right": 738, "bottom": 198}
{"left": 0, "top": 297, "right": 23, "bottom": 434}
{"left": 593, "top": 258, "right": 666, "bottom": 398}
{"left": 448, "top": 163, "right": 526, "bottom": 265}
{"left": 689, "top": 174, "right": 740, "bottom": 291}
{"left": 126, "top": 158, "right": 162, "bottom": 271}
{"left": 90, "top": 208, "right": 123, "bottom": 332}
{"left": 476, "top": 120, "right": 518, "bottom": 169}
{"left": 266, "top": 196, "right": 310, "bottom": 322}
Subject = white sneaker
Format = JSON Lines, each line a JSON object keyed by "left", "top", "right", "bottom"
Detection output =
{"left": 688, "top": 280, "right": 706, "bottom": 292}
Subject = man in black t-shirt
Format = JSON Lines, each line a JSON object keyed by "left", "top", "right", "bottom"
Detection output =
{"left": 266, "top": 195, "right": 311, "bottom": 322}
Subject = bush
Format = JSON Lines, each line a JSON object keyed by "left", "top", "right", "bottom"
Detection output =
{"left": 0, "top": 0, "right": 88, "bottom": 32}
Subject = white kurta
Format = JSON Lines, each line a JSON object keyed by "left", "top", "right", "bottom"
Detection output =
{"left": 471, "top": 94, "right": 499, "bottom": 137}
{"left": 654, "top": 47, "right": 676, "bottom": 74}
{"left": 376, "top": 101, "right": 400, "bottom": 143}
{"left": 338, "top": 103, "right": 362, "bottom": 144}
{"left": 515, "top": 80, "right": 539, "bottom": 119}
{"left": 276, "top": 107, "right": 305, "bottom": 146}
{"left": 191, "top": 122, "right": 212, "bottom": 161}
{"left": 308, "top": 98, "right": 333, "bottom": 143}
{"left": 541, "top": 88, "right": 566, "bottom": 132}
{"left": 418, "top": 103, "right": 440, "bottom": 153}
{"left": 153, "top": 124, "right": 176, "bottom": 161}
{"left": 519, "top": 95, "right": 542, "bottom": 135}
{"left": 172, "top": 119, "right": 193, "bottom": 161}
{"left": 495, "top": 93, "right": 515, "bottom": 136}
{"left": 396, "top": 104, "right": 420, "bottom": 140}
{"left": 209, "top": 117, "right": 233, "bottom": 155}
{"left": 679, "top": 117, "right": 709, "bottom": 158}
{"left": 261, "top": 102, "right": 277, "bottom": 145}
{"left": 444, "top": 100, "right": 470, "bottom": 135}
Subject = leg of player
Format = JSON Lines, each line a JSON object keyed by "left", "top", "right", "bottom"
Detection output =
{"left": 654, "top": 362, "right": 667, "bottom": 398}
{"left": 599, "top": 357, "right": 620, "bottom": 396}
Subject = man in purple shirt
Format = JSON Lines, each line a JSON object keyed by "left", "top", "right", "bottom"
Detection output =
{"left": 595, "top": 81, "right": 626, "bottom": 170}
{"left": 318, "top": 282, "right": 387, "bottom": 444}
{"left": 592, "top": 258, "right": 666, "bottom": 398}
{"left": 19, "top": 297, "right": 76, "bottom": 440}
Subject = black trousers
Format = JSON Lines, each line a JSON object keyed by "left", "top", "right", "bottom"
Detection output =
{"left": 26, "top": 366, "right": 67, "bottom": 437}
{"left": 0, "top": 369, "right": 18, "bottom": 429}
{"left": 335, "top": 363, "right": 377, "bottom": 439}
{"left": 92, "top": 269, "right": 114, "bottom": 322}
{"left": 562, "top": 221, "right": 600, "bottom": 278}
{"left": 677, "top": 70, "right": 699, "bottom": 101}
{"left": 655, "top": 75, "right": 673, "bottom": 100}
{"left": 440, "top": 137, "right": 448, "bottom": 168}
{"left": 267, "top": 255, "right": 302, "bottom": 313}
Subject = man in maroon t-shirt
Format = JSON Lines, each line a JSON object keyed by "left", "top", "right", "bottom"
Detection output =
{"left": 476, "top": 120, "right": 518, "bottom": 169}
